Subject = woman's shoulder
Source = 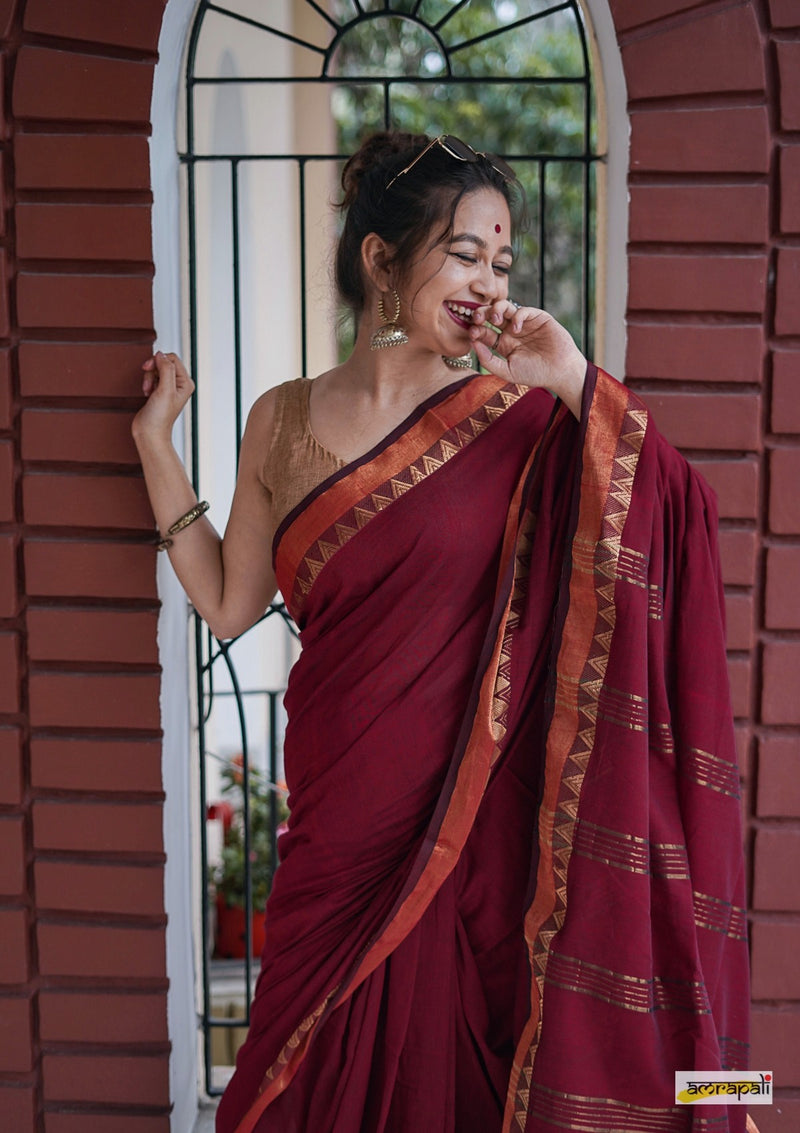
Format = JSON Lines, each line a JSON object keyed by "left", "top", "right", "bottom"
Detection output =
{"left": 247, "top": 378, "right": 310, "bottom": 437}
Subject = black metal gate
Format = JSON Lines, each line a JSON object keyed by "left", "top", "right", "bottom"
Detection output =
{"left": 180, "top": 0, "right": 600, "bottom": 1096}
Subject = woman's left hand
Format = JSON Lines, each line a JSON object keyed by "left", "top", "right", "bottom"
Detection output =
{"left": 469, "top": 300, "right": 587, "bottom": 419}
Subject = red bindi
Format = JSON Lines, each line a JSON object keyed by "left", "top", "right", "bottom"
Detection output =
{"left": 495, "top": 224, "right": 502, "bottom": 233}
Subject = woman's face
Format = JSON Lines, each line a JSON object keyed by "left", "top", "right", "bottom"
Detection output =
{"left": 397, "top": 187, "right": 513, "bottom": 357}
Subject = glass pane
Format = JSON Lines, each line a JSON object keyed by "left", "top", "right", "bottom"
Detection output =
{"left": 385, "top": 81, "right": 587, "bottom": 156}
{"left": 193, "top": 6, "right": 326, "bottom": 81}
{"left": 542, "top": 159, "right": 586, "bottom": 342}
{"left": 330, "top": 15, "right": 446, "bottom": 77}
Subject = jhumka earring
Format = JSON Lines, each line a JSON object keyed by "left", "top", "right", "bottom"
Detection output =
{"left": 442, "top": 352, "right": 474, "bottom": 370}
{"left": 370, "top": 290, "right": 409, "bottom": 350}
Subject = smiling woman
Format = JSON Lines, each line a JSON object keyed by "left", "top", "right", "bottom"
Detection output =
{"left": 133, "top": 129, "right": 749, "bottom": 1133}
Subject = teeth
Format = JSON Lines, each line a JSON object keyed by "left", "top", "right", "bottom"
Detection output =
{"left": 447, "top": 302, "right": 475, "bottom": 318}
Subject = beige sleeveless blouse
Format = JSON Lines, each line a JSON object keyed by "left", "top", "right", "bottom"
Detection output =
{"left": 261, "top": 378, "right": 345, "bottom": 532}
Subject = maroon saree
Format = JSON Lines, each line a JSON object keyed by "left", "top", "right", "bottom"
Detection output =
{"left": 216, "top": 366, "right": 750, "bottom": 1133}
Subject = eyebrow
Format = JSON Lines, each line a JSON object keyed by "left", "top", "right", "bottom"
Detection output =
{"left": 451, "top": 232, "right": 514, "bottom": 258}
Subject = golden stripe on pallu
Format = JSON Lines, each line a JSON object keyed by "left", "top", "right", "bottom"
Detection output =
{"left": 502, "top": 370, "right": 650, "bottom": 1133}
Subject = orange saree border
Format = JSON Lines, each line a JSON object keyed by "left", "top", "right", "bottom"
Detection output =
{"left": 233, "top": 386, "right": 555, "bottom": 1133}
{"left": 502, "top": 370, "right": 649, "bottom": 1132}
{"left": 274, "top": 374, "right": 526, "bottom": 621}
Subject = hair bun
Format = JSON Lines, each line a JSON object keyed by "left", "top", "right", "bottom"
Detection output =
{"left": 340, "top": 131, "right": 428, "bottom": 206}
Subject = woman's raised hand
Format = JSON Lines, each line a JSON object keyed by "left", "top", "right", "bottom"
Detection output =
{"left": 133, "top": 351, "right": 196, "bottom": 442}
{"left": 469, "top": 302, "right": 587, "bottom": 419}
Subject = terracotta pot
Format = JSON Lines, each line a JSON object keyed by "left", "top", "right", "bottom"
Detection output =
{"left": 214, "top": 895, "right": 266, "bottom": 958}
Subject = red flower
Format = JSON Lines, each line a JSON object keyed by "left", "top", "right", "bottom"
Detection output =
{"left": 206, "top": 800, "right": 235, "bottom": 832}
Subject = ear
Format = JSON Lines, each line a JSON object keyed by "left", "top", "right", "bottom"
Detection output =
{"left": 361, "top": 232, "right": 395, "bottom": 293}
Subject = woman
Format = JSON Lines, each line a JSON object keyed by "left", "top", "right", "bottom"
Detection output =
{"left": 134, "top": 132, "right": 750, "bottom": 1133}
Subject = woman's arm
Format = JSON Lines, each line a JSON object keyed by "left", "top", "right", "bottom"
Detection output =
{"left": 132, "top": 352, "right": 278, "bottom": 639}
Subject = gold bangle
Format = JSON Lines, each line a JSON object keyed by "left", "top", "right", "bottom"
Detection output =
{"left": 156, "top": 500, "right": 209, "bottom": 551}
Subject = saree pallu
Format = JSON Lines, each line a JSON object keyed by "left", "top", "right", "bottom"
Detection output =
{"left": 216, "top": 366, "right": 750, "bottom": 1133}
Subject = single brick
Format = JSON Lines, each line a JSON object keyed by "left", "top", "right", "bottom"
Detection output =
{"left": 771, "top": 350, "right": 800, "bottom": 433}
{"left": 777, "top": 42, "right": 800, "bottom": 130}
{"left": 14, "top": 48, "right": 154, "bottom": 123}
{"left": 0, "top": 908, "right": 29, "bottom": 983}
{"left": 35, "top": 861, "right": 165, "bottom": 917}
{"left": 24, "top": 540, "right": 157, "bottom": 600}
{"left": 17, "top": 273, "right": 153, "bottom": 331}
{"left": 0, "top": 996, "right": 33, "bottom": 1073}
{"left": 0, "top": 534, "right": 18, "bottom": 618}
{"left": 765, "top": 546, "right": 800, "bottom": 629}
{"left": 0, "top": 1086, "right": 36, "bottom": 1133}
{"left": 770, "top": 0, "right": 800, "bottom": 25}
{"left": 726, "top": 654, "right": 751, "bottom": 719}
{"left": 623, "top": 6, "right": 764, "bottom": 101}
{"left": 15, "top": 134, "right": 151, "bottom": 191}
{"left": 37, "top": 922, "right": 166, "bottom": 979}
{"left": 629, "top": 184, "right": 769, "bottom": 246}
{"left": 626, "top": 323, "right": 764, "bottom": 384}
{"left": 30, "top": 736, "right": 162, "bottom": 794}
{"left": 734, "top": 724, "right": 751, "bottom": 780}
{"left": 630, "top": 106, "right": 770, "bottom": 175}
{"left": 780, "top": 148, "right": 800, "bottom": 233}
{"left": 0, "top": 250, "right": 10, "bottom": 338}
{"left": 42, "top": 1052, "right": 170, "bottom": 1108}
{"left": 45, "top": 1117, "right": 171, "bottom": 1133}
{"left": 23, "top": 472, "right": 153, "bottom": 530}
{"left": 27, "top": 608, "right": 158, "bottom": 665}
{"left": 0, "top": 349, "right": 11, "bottom": 429}
{"left": 753, "top": 829, "right": 800, "bottom": 912}
{"left": 718, "top": 529, "right": 757, "bottom": 587}
{"left": 629, "top": 254, "right": 767, "bottom": 314}
{"left": 769, "top": 449, "right": 800, "bottom": 533}
{"left": 762, "top": 641, "right": 800, "bottom": 724}
{"left": 638, "top": 391, "right": 760, "bottom": 451}
{"left": 16, "top": 204, "right": 153, "bottom": 263}
{"left": 750, "top": 921, "right": 800, "bottom": 999}
{"left": 0, "top": 633, "right": 20, "bottom": 714}
{"left": 0, "top": 0, "right": 15, "bottom": 38}
{"left": 29, "top": 672, "right": 161, "bottom": 731}
{"left": 22, "top": 409, "right": 139, "bottom": 465}
{"left": 758, "top": 735, "right": 800, "bottom": 817}
{"left": 33, "top": 800, "right": 163, "bottom": 855}
{"left": 750, "top": 1006, "right": 800, "bottom": 1085}
{"left": 693, "top": 459, "right": 758, "bottom": 521}
{"left": 23, "top": 0, "right": 165, "bottom": 52}
{"left": 724, "top": 592, "right": 753, "bottom": 651}
{"left": 0, "top": 818, "right": 26, "bottom": 896}
{"left": 0, "top": 728, "right": 23, "bottom": 806}
{"left": 0, "top": 438, "right": 14, "bottom": 523}
{"left": 19, "top": 341, "right": 152, "bottom": 399}
{"left": 775, "top": 248, "right": 800, "bottom": 336}
{"left": 39, "top": 990, "right": 168, "bottom": 1044}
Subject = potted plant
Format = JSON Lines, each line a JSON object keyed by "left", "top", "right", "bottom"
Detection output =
{"left": 207, "top": 754, "right": 288, "bottom": 958}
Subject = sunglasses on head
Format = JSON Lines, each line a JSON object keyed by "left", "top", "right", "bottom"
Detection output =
{"left": 384, "top": 134, "right": 516, "bottom": 192}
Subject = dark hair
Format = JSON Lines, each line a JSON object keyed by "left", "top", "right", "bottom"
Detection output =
{"left": 335, "top": 131, "right": 524, "bottom": 317}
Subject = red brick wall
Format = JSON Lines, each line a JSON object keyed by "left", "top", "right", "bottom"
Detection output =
{"left": 611, "top": 1, "right": 800, "bottom": 1126}
{"left": 0, "top": 1, "right": 170, "bottom": 1130}
{"left": 0, "top": 0, "right": 798, "bottom": 1129}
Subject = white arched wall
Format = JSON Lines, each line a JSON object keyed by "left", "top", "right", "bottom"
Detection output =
{"left": 149, "top": 2, "right": 629, "bottom": 1127}
{"left": 150, "top": 1, "right": 202, "bottom": 1130}
{"left": 582, "top": 0, "right": 629, "bottom": 378}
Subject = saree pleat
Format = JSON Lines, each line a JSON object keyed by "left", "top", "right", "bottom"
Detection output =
{"left": 217, "top": 368, "right": 749, "bottom": 1133}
